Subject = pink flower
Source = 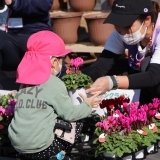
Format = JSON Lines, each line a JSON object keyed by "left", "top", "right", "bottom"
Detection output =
{"left": 137, "top": 108, "right": 146, "bottom": 122}
{"left": 152, "top": 98, "right": 160, "bottom": 104}
{"left": 148, "top": 110, "right": 157, "bottom": 117}
{"left": 107, "top": 116, "right": 117, "bottom": 126}
{"left": 0, "top": 106, "right": 5, "bottom": 116}
{"left": 70, "top": 59, "right": 75, "bottom": 67}
{"left": 8, "top": 99, "right": 17, "bottom": 106}
{"left": 130, "top": 102, "right": 139, "bottom": 110}
{"left": 5, "top": 105, "right": 15, "bottom": 116}
{"left": 118, "top": 116, "right": 131, "bottom": 129}
{"left": 70, "top": 57, "right": 84, "bottom": 68}
{"left": 97, "top": 122, "right": 103, "bottom": 127}
{"left": 148, "top": 103, "right": 154, "bottom": 110}
{"left": 141, "top": 104, "right": 148, "bottom": 112}
{"left": 102, "top": 120, "right": 109, "bottom": 131}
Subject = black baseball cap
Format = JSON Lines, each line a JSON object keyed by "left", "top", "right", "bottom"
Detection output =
{"left": 104, "top": 0, "right": 153, "bottom": 27}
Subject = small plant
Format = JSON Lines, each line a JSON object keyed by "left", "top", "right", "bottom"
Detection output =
{"left": 93, "top": 96, "right": 160, "bottom": 158}
{"left": 0, "top": 91, "right": 17, "bottom": 143}
{"left": 61, "top": 57, "right": 93, "bottom": 90}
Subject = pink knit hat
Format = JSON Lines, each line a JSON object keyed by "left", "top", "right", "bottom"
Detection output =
{"left": 16, "top": 31, "right": 72, "bottom": 85}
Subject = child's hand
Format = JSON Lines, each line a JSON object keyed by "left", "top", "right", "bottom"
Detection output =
{"left": 79, "top": 92, "right": 102, "bottom": 108}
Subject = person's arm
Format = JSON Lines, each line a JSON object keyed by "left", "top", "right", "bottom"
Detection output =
{"left": 82, "top": 50, "right": 121, "bottom": 81}
{"left": 82, "top": 31, "right": 125, "bottom": 81}
{"left": 117, "top": 33, "right": 160, "bottom": 89}
{"left": 127, "top": 64, "right": 160, "bottom": 88}
{"left": 48, "top": 78, "right": 100, "bottom": 122}
{"left": 6, "top": 0, "right": 53, "bottom": 15}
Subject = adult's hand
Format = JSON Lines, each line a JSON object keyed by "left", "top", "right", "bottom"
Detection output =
{"left": 86, "top": 76, "right": 113, "bottom": 95}
{"left": 5, "top": 0, "right": 12, "bottom": 5}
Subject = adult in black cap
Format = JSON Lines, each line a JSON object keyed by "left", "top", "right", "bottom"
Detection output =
{"left": 82, "top": 0, "right": 160, "bottom": 103}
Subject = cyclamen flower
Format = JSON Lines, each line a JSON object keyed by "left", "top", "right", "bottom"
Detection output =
{"left": 118, "top": 115, "right": 131, "bottom": 129}
{"left": 5, "top": 105, "right": 15, "bottom": 116}
{"left": 97, "top": 122, "right": 103, "bottom": 128}
{"left": 107, "top": 116, "right": 117, "bottom": 126}
{"left": 70, "top": 57, "right": 84, "bottom": 68}
{"left": 152, "top": 98, "right": 160, "bottom": 104}
{"left": 148, "top": 109, "right": 157, "bottom": 117}
{"left": 137, "top": 108, "right": 147, "bottom": 122}
{"left": 130, "top": 102, "right": 139, "bottom": 110}
{"left": 0, "top": 106, "right": 5, "bottom": 116}
{"left": 8, "top": 99, "right": 17, "bottom": 106}
{"left": 141, "top": 104, "right": 148, "bottom": 112}
{"left": 102, "top": 120, "right": 109, "bottom": 131}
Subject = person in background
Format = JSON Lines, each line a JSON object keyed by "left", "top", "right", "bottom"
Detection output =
{"left": 82, "top": 0, "right": 160, "bottom": 104}
{"left": 8, "top": 31, "right": 101, "bottom": 160}
{"left": 0, "top": 0, "right": 53, "bottom": 80}
{"left": 0, "top": 4, "right": 8, "bottom": 31}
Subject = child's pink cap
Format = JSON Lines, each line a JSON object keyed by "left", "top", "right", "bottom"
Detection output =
{"left": 16, "top": 31, "right": 72, "bottom": 85}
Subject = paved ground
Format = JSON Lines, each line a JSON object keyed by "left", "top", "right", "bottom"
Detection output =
{"left": 0, "top": 151, "right": 160, "bottom": 160}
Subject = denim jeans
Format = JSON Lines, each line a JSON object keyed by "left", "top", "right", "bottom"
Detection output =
{"left": 0, "top": 8, "right": 8, "bottom": 26}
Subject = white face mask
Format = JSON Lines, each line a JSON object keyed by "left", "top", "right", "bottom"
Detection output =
{"left": 53, "top": 60, "right": 62, "bottom": 77}
{"left": 118, "top": 22, "right": 147, "bottom": 45}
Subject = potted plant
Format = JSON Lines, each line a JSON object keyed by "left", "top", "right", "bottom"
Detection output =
{"left": 80, "top": 111, "right": 101, "bottom": 142}
{"left": 61, "top": 57, "right": 93, "bottom": 105}
{"left": 0, "top": 91, "right": 17, "bottom": 145}
{"left": 93, "top": 96, "right": 160, "bottom": 159}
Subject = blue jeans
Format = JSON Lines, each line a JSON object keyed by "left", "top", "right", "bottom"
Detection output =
{"left": 0, "top": 9, "right": 8, "bottom": 26}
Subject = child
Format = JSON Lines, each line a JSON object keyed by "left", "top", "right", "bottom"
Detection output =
{"left": 8, "top": 31, "right": 101, "bottom": 160}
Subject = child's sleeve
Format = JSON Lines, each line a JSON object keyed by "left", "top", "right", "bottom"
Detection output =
{"left": 50, "top": 81, "right": 92, "bottom": 122}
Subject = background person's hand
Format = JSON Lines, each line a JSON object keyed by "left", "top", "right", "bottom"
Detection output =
{"left": 79, "top": 92, "right": 102, "bottom": 108}
{"left": 86, "top": 76, "right": 113, "bottom": 95}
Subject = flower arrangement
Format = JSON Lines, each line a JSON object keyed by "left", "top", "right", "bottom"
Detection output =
{"left": 93, "top": 96, "right": 160, "bottom": 158}
{"left": 0, "top": 91, "right": 17, "bottom": 143}
{"left": 61, "top": 57, "right": 93, "bottom": 90}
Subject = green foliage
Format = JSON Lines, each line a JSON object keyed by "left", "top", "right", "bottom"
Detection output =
{"left": 94, "top": 131, "right": 139, "bottom": 157}
{"left": 93, "top": 123, "right": 160, "bottom": 158}
{"left": 61, "top": 73, "right": 93, "bottom": 90}
{"left": 0, "top": 93, "right": 16, "bottom": 108}
{"left": 0, "top": 91, "right": 17, "bottom": 143}
{"left": 136, "top": 126, "right": 159, "bottom": 147}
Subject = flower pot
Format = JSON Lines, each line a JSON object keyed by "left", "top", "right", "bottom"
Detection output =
{"left": 134, "top": 148, "right": 146, "bottom": 160}
{"left": 121, "top": 154, "right": 132, "bottom": 160}
{"left": 157, "top": 140, "right": 160, "bottom": 149}
{"left": 68, "top": 0, "right": 96, "bottom": 11}
{"left": 146, "top": 142, "right": 158, "bottom": 154}
{"left": 81, "top": 134, "right": 89, "bottom": 142}
{"left": 51, "top": 11, "right": 82, "bottom": 44}
{"left": 50, "top": 0, "right": 67, "bottom": 11}
{"left": 83, "top": 12, "right": 115, "bottom": 46}
{"left": 103, "top": 152, "right": 118, "bottom": 160}
{"left": 68, "top": 87, "right": 86, "bottom": 105}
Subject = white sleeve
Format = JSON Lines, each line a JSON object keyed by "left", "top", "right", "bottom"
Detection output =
{"left": 150, "top": 34, "right": 160, "bottom": 64}
{"left": 104, "top": 31, "right": 125, "bottom": 55}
